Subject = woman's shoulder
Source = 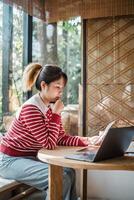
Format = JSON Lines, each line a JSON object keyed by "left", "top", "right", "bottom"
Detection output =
{"left": 23, "top": 93, "right": 39, "bottom": 106}
{"left": 16, "top": 94, "right": 49, "bottom": 119}
{"left": 21, "top": 104, "right": 40, "bottom": 111}
{"left": 16, "top": 104, "right": 40, "bottom": 119}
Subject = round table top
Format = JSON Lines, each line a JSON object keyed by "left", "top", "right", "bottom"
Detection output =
{"left": 38, "top": 146, "right": 134, "bottom": 170}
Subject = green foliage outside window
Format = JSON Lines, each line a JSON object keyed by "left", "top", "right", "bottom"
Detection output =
{"left": 32, "top": 17, "right": 81, "bottom": 105}
{"left": 57, "top": 18, "right": 81, "bottom": 105}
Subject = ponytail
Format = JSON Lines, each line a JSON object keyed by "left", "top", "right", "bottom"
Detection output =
{"left": 23, "top": 63, "right": 42, "bottom": 92}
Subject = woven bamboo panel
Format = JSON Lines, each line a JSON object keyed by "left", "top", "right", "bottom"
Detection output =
{"left": 45, "top": 0, "right": 134, "bottom": 22}
{"left": 86, "top": 16, "right": 134, "bottom": 136}
{"left": 45, "top": 0, "right": 82, "bottom": 22}
{"left": 3, "top": 0, "right": 134, "bottom": 22}
{"left": 82, "top": 0, "right": 134, "bottom": 20}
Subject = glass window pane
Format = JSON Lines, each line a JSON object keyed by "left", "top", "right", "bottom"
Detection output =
{"left": 57, "top": 17, "right": 81, "bottom": 105}
{"left": 32, "top": 17, "right": 81, "bottom": 105}
{"left": 0, "top": 2, "right": 3, "bottom": 118}
{"left": 32, "top": 17, "right": 57, "bottom": 65}
{"left": 9, "top": 7, "right": 23, "bottom": 113}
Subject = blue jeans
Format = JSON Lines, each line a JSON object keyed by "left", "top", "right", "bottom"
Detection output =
{"left": 0, "top": 152, "right": 77, "bottom": 200}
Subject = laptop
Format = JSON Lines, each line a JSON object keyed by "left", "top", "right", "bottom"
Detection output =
{"left": 65, "top": 126, "right": 134, "bottom": 162}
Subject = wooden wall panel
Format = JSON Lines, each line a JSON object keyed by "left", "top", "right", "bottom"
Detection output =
{"left": 86, "top": 16, "right": 134, "bottom": 136}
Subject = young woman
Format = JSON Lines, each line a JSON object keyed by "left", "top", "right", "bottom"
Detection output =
{"left": 0, "top": 63, "right": 91, "bottom": 200}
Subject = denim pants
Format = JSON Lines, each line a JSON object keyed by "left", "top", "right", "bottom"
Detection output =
{"left": 0, "top": 152, "right": 77, "bottom": 200}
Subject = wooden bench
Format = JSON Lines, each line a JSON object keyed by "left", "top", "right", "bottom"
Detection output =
{"left": 0, "top": 177, "right": 36, "bottom": 200}
{"left": 0, "top": 177, "right": 21, "bottom": 193}
{"left": 0, "top": 134, "right": 37, "bottom": 199}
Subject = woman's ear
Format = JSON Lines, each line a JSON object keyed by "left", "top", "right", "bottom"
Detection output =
{"left": 40, "top": 81, "right": 47, "bottom": 90}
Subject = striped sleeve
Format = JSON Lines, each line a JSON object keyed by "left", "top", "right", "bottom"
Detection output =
{"left": 20, "top": 105, "right": 61, "bottom": 149}
{"left": 57, "top": 123, "right": 87, "bottom": 147}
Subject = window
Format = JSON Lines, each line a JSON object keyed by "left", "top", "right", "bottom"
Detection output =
{"left": 32, "top": 17, "right": 81, "bottom": 105}
{"left": 0, "top": 2, "right": 25, "bottom": 131}
{"left": 10, "top": 6, "right": 23, "bottom": 112}
{"left": 0, "top": 1, "right": 3, "bottom": 118}
{"left": 0, "top": 2, "right": 81, "bottom": 131}
{"left": 57, "top": 17, "right": 81, "bottom": 104}
{"left": 32, "top": 17, "right": 57, "bottom": 65}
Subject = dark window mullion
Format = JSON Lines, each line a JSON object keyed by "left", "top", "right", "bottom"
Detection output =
{"left": 23, "top": 13, "right": 33, "bottom": 100}
{"left": 2, "top": 4, "right": 13, "bottom": 114}
{"left": 82, "top": 19, "right": 87, "bottom": 137}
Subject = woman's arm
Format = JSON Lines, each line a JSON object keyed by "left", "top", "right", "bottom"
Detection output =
{"left": 20, "top": 105, "right": 61, "bottom": 149}
{"left": 80, "top": 132, "right": 105, "bottom": 146}
{"left": 57, "top": 123, "right": 88, "bottom": 146}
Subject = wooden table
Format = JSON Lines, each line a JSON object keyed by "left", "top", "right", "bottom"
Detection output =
{"left": 38, "top": 146, "right": 134, "bottom": 200}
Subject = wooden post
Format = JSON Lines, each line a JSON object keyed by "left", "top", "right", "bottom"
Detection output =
{"left": 49, "top": 164, "right": 63, "bottom": 200}
{"left": 80, "top": 169, "right": 87, "bottom": 200}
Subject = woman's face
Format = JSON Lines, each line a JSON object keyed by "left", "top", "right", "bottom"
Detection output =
{"left": 41, "top": 76, "right": 65, "bottom": 103}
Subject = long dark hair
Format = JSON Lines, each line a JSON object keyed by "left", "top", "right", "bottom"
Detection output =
{"left": 23, "top": 63, "right": 67, "bottom": 91}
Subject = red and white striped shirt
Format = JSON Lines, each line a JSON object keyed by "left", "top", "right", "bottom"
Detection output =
{"left": 0, "top": 94, "right": 87, "bottom": 157}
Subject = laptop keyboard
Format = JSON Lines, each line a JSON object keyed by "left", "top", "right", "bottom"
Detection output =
{"left": 65, "top": 152, "right": 96, "bottom": 162}
{"left": 82, "top": 152, "right": 96, "bottom": 160}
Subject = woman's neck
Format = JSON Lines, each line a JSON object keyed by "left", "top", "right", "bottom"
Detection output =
{"left": 39, "top": 92, "right": 50, "bottom": 106}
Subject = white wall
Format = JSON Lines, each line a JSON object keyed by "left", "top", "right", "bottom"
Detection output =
{"left": 87, "top": 171, "right": 134, "bottom": 200}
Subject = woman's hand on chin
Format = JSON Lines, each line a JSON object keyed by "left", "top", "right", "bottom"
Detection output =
{"left": 52, "top": 99, "right": 64, "bottom": 115}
